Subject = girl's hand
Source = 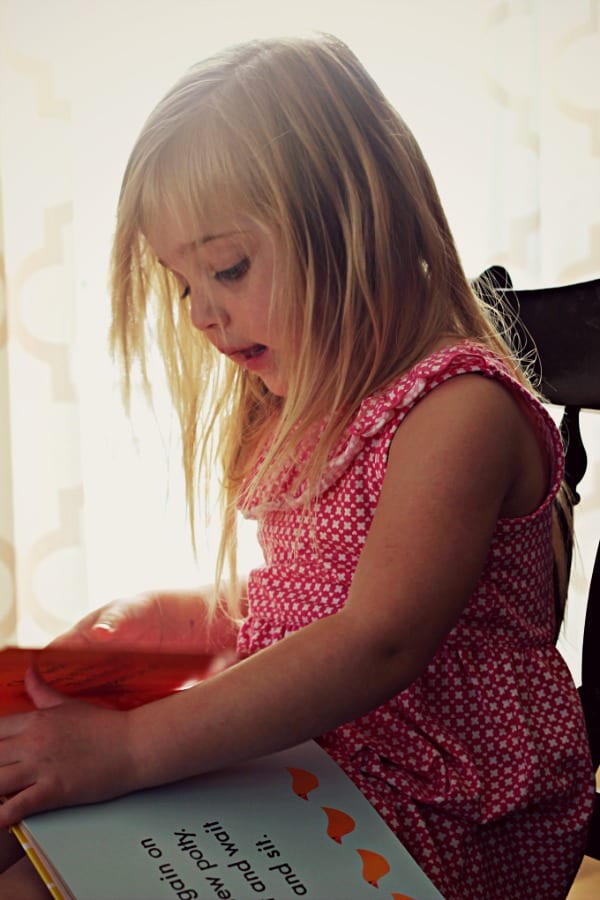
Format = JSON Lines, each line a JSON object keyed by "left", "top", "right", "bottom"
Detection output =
{"left": 0, "top": 667, "right": 136, "bottom": 828}
{"left": 50, "top": 588, "right": 242, "bottom": 659}
{"left": 49, "top": 592, "right": 185, "bottom": 651}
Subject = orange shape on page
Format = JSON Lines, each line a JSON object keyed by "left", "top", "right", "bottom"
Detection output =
{"left": 321, "top": 806, "right": 356, "bottom": 843}
{"left": 357, "top": 848, "right": 391, "bottom": 887}
{"left": 286, "top": 767, "right": 319, "bottom": 800}
{"left": 391, "top": 894, "right": 416, "bottom": 899}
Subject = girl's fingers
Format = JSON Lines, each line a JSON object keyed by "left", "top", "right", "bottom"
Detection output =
{"left": 87, "top": 604, "right": 130, "bottom": 637}
{"left": 90, "top": 621, "right": 118, "bottom": 638}
{"left": 47, "top": 602, "right": 131, "bottom": 648}
{"left": 24, "top": 667, "right": 66, "bottom": 711}
{"left": 51, "top": 600, "right": 150, "bottom": 649}
{"left": 0, "top": 782, "right": 46, "bottom": 829}
{"left": 0, "top": 761, "right": 33, "bottom": 802}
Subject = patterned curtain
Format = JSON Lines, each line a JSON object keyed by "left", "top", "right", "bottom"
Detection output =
{"left": 0, "top": 0, "right": 598, "bottom": 683}
{"left": 0, "top": 176, "right": 15, "bottom": 640}
{"left": 0, "top": 15, "right": 87, "bottom": 644}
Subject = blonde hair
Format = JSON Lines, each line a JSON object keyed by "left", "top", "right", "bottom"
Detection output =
{"left": 111, "top": 34, "right": 530, "bottom": 614}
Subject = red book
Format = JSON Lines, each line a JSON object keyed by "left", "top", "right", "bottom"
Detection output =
{"left": 0, "top": 645, "right": 213, "bottom": 713}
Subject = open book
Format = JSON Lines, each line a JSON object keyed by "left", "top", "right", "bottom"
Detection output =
{"left": 1, "top": 646, "right": 444, "bottom": 899}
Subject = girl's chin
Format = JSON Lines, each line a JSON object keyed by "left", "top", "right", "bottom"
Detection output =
{"left": 257, "top": 368, "right": 287, "bottom": 397}
{"left": 241, "top": 349, "right": 287, "bottom": 396}
{"left": 258, "top": 374, "right": 287, "bottom": 397}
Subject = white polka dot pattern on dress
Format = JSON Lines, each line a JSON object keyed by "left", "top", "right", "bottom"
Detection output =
{"left": 237, "top": 342, "right": 595, "bottom": 900}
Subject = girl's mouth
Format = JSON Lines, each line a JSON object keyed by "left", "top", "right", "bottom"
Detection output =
{"left": 225, "top": 344, "right": 269, "bottom": 372}
{"left": 240, "top": 344, "right": 266, "bottom": 360}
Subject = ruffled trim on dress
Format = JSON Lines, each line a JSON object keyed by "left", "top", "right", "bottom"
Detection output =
{"left": 240, "top": 341, "right": 564, "bottom": 519}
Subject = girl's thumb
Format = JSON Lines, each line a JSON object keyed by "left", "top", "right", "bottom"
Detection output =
{"left": 24, "top": 665, "right": 67, "bottom": 710}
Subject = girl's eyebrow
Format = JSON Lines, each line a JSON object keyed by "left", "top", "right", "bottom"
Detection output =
{"left": 156, "top": 231, "right": 251, "bottom": 267}
{"left": 177, "top": 230, "right": 249, "bottom": 254}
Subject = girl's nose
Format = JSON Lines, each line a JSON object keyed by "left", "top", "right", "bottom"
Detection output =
{"left": 188, "top": 287, "right": 229, "bottom": 332}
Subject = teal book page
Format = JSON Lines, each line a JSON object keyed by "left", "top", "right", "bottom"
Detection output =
{"left": 19, "top": 741, "right": 444, "bottom": 899}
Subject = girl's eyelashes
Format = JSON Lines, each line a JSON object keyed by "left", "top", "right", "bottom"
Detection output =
{"left": 175, "top": 256, "right": 250, "bottom": 298}
{"left": 215, "top": 256, "right": 250, "bottom": 283}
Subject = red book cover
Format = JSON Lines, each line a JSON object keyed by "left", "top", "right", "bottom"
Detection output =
{"left": 0, "top": 645, "right": 212, "bottom": 713}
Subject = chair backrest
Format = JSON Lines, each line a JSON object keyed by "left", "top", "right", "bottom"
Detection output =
{"left": 473, "top": 266, "right": 600, "bottom": 773}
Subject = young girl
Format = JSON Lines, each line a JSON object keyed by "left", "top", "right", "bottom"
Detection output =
{"left": 0, "top": 34, "right": 594, "bottom": 900}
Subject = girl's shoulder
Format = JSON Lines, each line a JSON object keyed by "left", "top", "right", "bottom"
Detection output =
{"left": 243, "top": 341, "right": 564, "bottom": 515}
{"left": 349, "top": 339, "right": 564, "bottom": 497}
{"left": 351, "top": 339, "right": 544, "bottom": 438}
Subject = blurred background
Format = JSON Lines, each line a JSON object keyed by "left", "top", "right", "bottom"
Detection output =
{"left": 0, "top": 0, "right": 598, "bottom": 685}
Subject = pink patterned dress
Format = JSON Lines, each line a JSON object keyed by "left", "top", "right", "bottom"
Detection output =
{"left": 237, "top": 343, "right": 595, "bottom": 899}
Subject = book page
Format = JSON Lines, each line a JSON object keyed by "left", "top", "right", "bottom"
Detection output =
{"left": 18, "top": 742, "right": 444, "bottom": 899}
{"left": 2, "top": 649, "right": 444, "bottom": 897}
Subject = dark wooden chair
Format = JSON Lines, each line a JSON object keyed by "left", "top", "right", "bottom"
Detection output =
{"left": 473, "top": 265, "right": 600, "bottom": 858}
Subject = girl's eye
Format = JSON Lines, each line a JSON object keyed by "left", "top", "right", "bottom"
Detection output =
{"left": 180, "top": 285, "right": 190, "bottom": 300}
{"left": 215, "top": 257, "right": 250, "bottom": 283}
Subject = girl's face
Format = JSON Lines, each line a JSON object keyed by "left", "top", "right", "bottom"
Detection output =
{"left": 147, "top": 209, "right": 288, "bottom": 397}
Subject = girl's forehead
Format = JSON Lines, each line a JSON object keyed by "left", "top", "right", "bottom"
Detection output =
{"left": 144, "top": 207, "right": 267, "bottom": 263}
{"left": 145, "top": 200, "right": 244, "bottom": 236}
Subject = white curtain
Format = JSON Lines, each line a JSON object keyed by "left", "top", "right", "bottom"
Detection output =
{"left": 0, "top": 0, "right": 598, "bottom": 682}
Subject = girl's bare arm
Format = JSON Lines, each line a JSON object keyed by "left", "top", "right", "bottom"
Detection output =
{"left": 0, "top": 375, "right": 544, "bottom": 826}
